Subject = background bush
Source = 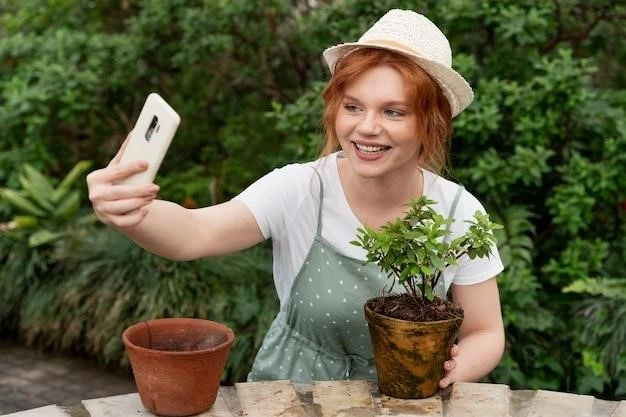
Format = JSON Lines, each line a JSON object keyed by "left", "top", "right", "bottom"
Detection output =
{"left": 1, "top": 0, "right": 625, "bottom": 396}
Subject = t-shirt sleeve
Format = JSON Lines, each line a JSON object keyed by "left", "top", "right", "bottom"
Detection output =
{"left": 450, "top": 190, "right": 505, "bottom": 286}
{"left": 233, "top": 163, "right": 317, "bottom": 240}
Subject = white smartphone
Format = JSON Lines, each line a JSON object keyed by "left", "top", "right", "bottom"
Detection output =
{"left": 118, "top": 93, "right": 181, "bottom": 186}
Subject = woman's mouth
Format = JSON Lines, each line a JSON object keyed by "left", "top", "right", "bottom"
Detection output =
{"left": 353, "top": 142, "right": 391, "bottom": 154}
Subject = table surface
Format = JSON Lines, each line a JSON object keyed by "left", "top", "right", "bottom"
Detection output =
{"left": 4, "top": 380, "right": 626, "bottom": 417}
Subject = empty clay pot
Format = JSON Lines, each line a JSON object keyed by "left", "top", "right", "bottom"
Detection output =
{"left": 123, "top": 317, "right": 234, "bottom": 417}
{"left": 364, "top": 300, "right": 462, "bottom": 399}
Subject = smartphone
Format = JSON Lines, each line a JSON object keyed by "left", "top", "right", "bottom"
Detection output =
{"left": 118, "top": 93, "right": 181, "bottom": 186}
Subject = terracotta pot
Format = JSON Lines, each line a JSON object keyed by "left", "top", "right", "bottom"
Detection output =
{"left": 364, "top": 299, "right": 462, "bottom": 399}
{"left": 122, "top": 317, "right": 234, "bottom": 417}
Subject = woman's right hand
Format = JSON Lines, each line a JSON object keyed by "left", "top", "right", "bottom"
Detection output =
{"left": 86, "top": 134, "right": 160, "bottom": 229}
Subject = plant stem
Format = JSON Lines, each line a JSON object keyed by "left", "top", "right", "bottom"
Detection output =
{"left": 432, "top": 271, "right": 442, "bottom": 290}
{"left": 403, "top": 281, "right": 419, "bottom": 303}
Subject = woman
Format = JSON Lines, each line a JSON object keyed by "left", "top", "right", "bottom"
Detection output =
{"left": 87, "top": 9, "right": 505, "bottom": 388}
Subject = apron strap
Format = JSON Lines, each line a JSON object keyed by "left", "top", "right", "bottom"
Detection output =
{"left": 437, "top": 183, "right": 465, "bottom": 300}
{"left": 311, "top": 167, "right": 325, "bottom": 236}
{"left": 444, "top": 184, "right": 464, "bottom": 243}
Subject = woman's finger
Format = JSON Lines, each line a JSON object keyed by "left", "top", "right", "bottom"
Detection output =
{"left": 106, "top": 207, "right": 150, "bottom": 228}
{"left": 450, "top": 344, "right": 460, "bottom": 357}
{"left": 109, "top": 131, "right": 134, "bottom": 166}
{"left": 97, "top": 196, "right": 155, "bottom": 215}
{"left": 87, "top": 161, "right": 148, "bottom": 186}
{"left": 107, "top": 161, "right": 150, "bottom": 184}
{"left": 90, "top": 182, "right": 158, "bottom": 203}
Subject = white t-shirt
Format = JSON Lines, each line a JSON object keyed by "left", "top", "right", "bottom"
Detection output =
{"left": 234, "top": 152, "right": 504, "bottom": 310}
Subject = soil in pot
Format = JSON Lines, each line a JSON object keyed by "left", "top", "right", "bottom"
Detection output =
{"left": 365, "top": 294, "right": 463, "bottom": 399}
{"left": 367, "top": 293, "right": 464, "bottom": 322}
{"left": 123, "top": 318, "right": 234, "bottom": 417}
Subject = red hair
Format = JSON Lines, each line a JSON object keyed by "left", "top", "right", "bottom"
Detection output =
{"left": 321, "top": 48, "right": 453, "bottom": 174}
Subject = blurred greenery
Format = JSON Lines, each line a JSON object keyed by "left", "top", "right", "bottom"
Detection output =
{"left": 1, "top": 0, "right": 625, "bottom": 397}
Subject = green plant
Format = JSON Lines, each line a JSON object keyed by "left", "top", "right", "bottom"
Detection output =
{"left": 0, "top": 160, "right": 94, "bottom": 247}
{"left": 351, "top": 196, "right": 502, "bottom": 303}
{"left": 563, "top": 276, "right": 626, "bottom": 395}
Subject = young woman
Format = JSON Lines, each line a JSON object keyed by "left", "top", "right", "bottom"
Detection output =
{"left": 87, "top": 9, "right": 505, "bottom": 388}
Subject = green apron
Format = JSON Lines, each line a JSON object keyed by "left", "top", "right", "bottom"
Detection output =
{"left": 248, "top": 169, "right": 464, "bottom": 383}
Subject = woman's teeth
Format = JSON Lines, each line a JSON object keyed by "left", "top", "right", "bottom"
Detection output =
{"left": 355, "top": 143, "right": 390, "bottom": 153}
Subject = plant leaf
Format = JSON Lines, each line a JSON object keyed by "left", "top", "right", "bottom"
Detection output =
{"left": 0, "top": 189, "right": 46, "bottom": 216}
{"left": 28, "top": 230, "right": 65, "bottom": 247}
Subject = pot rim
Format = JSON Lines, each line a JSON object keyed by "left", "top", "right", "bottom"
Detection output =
{"left": 122, "top": 317, "right": 235, "bottom": 356}
{"left": 364, "top": 302, "right": 463, "bottom": 326}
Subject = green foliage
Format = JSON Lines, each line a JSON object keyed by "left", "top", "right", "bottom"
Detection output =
{"left": 266, "top": 81, "right": 327, "bottom": 164}
{"left": 565, "top": 277, "right": 626, "bottom": 300}
{"left": 352, "top": 197, "right": 501, "bottom": 302}
{"left": 0, "top": 0, "right": 310, "bottom": 201}
{"left": 564, "top": 276, "right": 626, "bottom": 395}
{"left": 0, "top": 160, "right": 94, "bottom": 247}
{"left": 17, "top": 227, "right": 277, "bottom": 384}
{"left": 0, "top": 235, "right": 50, "bottom": 332}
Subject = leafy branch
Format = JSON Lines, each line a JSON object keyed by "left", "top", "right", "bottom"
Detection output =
{"left": 351, "top": 197, "right": 502, "bottom": 303}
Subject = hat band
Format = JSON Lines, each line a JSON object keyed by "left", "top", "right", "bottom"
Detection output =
{"left": 358, "top": 38, "right": 429, "bottom": 62}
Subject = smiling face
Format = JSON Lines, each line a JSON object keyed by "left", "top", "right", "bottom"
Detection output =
{"left": 335, "top": 65, "right": 420, "bottom": 180}
{"left": 321, "top": 48, "right": 453, "bottom": 176}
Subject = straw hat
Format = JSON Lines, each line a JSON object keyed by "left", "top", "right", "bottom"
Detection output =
{"left": 323, "top": 9, "right": 473, "bottom": 117}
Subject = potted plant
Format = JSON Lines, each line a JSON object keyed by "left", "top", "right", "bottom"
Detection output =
{"left": 351, "top": 196, "right": 501, "bottom": 399}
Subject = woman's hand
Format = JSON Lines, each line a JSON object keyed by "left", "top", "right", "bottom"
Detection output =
{"left": 439, "top": 344, "right": 459, "bottom": 388}
{"left": 86, "top": 134, "right": 160, "bottom": 228}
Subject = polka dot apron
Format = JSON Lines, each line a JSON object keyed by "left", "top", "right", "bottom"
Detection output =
{"left": 248, "top": 169, "right": 464, "bottom": 383}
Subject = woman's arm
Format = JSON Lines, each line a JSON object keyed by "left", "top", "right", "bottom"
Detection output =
{"left": 113, "top": 199, "right": 265, "bottom": 260}
{"left": 87, "top": 138, "right": 265, "bottom": 261}
{"left": 439, "top": 277, "right": 505, "bottom": 387}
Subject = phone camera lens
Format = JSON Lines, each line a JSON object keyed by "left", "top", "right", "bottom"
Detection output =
{"left": 145, "top": 116, "right": 159, "bottom": 141}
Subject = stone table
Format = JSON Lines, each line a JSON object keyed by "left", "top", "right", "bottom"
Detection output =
{"left": 4, "top": 380, "right": 625, "bottom": 417}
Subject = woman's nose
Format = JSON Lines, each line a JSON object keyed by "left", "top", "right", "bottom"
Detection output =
{"left": 356, "top": 111, "right": 382, "bottom": 136}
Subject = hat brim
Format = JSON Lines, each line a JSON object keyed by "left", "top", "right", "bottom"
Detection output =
{"left": 323, "top": 43, "right": 473, "bottom": 118}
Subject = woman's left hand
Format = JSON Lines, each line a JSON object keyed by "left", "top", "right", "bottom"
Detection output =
{"left": 439, "top": 344, "right": 459, "bottom": 388}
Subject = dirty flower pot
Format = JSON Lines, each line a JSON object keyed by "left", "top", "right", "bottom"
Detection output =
{"left": 364, "top": 300, "right": 462, "bottom": 399}
{"left": 122, "top": 317, "right": 235, "bottom": 417}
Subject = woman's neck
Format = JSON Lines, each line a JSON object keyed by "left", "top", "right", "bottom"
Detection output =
{"left": 336, "top": 155, "right": 423, "bottom": 228}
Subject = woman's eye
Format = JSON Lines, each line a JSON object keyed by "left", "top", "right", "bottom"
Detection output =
{"left": 384, "top": 109, "right": 405, "bottom": 118}
{"left": 344, "top": 104, "right": 360, "bottom": 113}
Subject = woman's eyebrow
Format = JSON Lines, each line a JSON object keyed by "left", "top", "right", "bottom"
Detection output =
{"left": 342, "top": 94, "right": 361, "bottom": 103}
{"left": 343, "top": 94, "right": 408, "bottom": 107}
